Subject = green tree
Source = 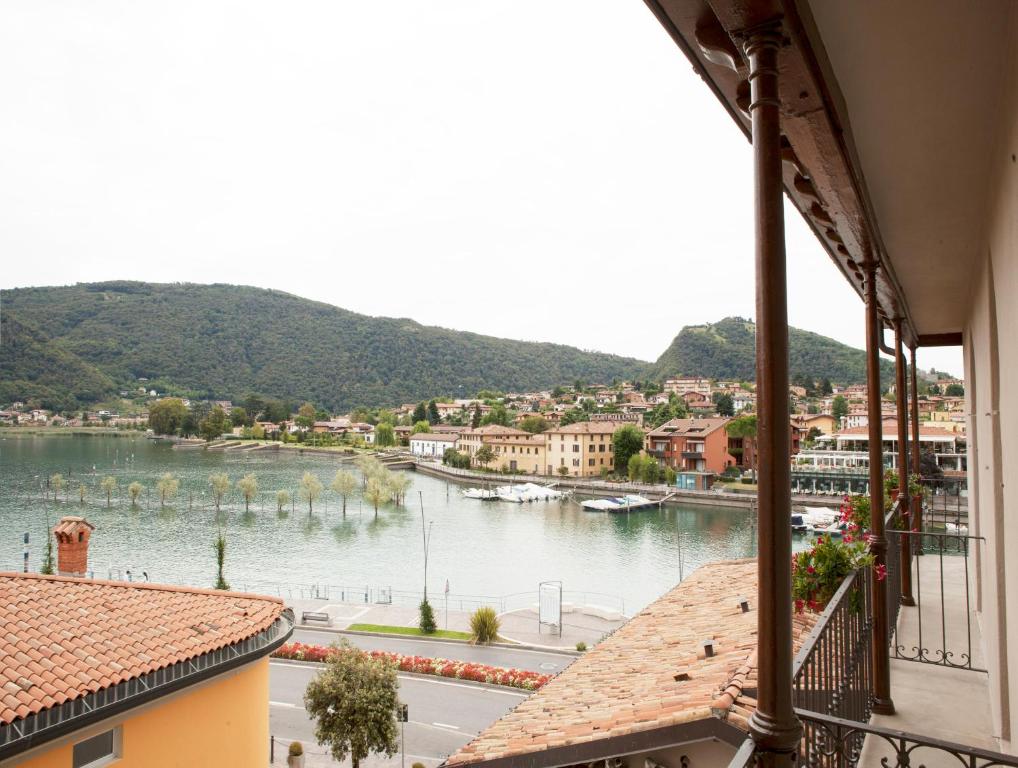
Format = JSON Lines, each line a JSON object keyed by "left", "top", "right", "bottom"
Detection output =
{"left": 300, "top": 472, "right": 324, "bottom": 515}
{"left": 820, "top": 378, "right": 833, "bottom": 396}
{"left": 427, "top": 400, "right": 441, "bottom": 425}
{"left": 412, "top": 402, "right": 427, "bottom": 424}
{"left": 213, "top": 532, "right": 229, "bottom": 590}
{"left": 364, "top": 478, "right": 387, "bottom": 518}
{"left": 474, "top": 445, "right": 495, "bottom": 469}
{"left": 471, "top": 404, "right": 482, "bottom": 428}
{"left": 375, "top": 422, "right": 395, "bottom": 447}
{"left": 296, "top": 402, "right": 317, "bottom": 430}
{"left": 726, "top": 415, "right": 758, "bottom": 479}
{"left": 945, "top": 383, "right": 964, "bottom": 397}
{"left": 156, "top": 472, "right": 179, "bottom": 507}
{"left": 330, "top": 470, "right": 357, "bottom": 515}
{"left": 148, "top": 397, "right": 188, "bottom": 435}
{"left": 419, "top": 600, "right": 437, "bottom": 634}
{"left": 262, "top": 399, "right": 291, "bottom": 424}
{"left": 551, "top": 386, "right": 565, "bottom": 398}
{"left": 303, "top": 642, "right": 400, "bottom": 768}
{"left": 480, "top": 405, "right": 510, "bottom": 427}
{"left": 713, "top": 392, "right": 735, "bottom": 417}
{"left": 50, "top": 473, "right": 66, "bottom": 501}
{"left": 612, "top": 425, "right": 645, "bottom": 471}
{"left": 230, "top": 405, "right": 250, "bottom": 428}
{"left": 276, "top": 489, "right": 291, "bottom": 513}
{"left": 236, "top": 473, "right": 258, "bottom": 512}
{"left": 519, "top": 415, "right": 549, "bottom": 434}
{"left": 199, "top": 406, "right": 228, "bottom": 442}
{"left": 641, "top": 456, "right": 661, "bottom": 484}
{"left": 559, "top": 408, "right": 585, "bottom": 427}
{"left": 128, "top": 481, "right": 144, "bottom": 505}
{"left": 411, "top": 420, "right": 432, "bottom": 435}
{"left": 627, "top": 454, "right": 642, "bottom": 481}
{"left": 100, "top": 476, "right": 117, "bottom": 506}
{"left": 209, "top": 473, "right": 231, "bottom": 511}
{"left": 386, "top": 473, "right": 411, "bottom": 505}
{"left": 241, "top": 394, "right": 266, "bottom": 421}
{"left": 832, "top": 395, "right": 849, "bottom": 424}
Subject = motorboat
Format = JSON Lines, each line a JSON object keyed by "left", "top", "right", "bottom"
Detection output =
{"left": 462, "top": 488, "right": 499, "bottom": 501}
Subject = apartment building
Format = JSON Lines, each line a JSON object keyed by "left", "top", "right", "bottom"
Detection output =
{"left": 644, "top": 418, "right": 736, "bottom": 474}
{"left": 544, "top": 421, "right": 618, "bottom": 477}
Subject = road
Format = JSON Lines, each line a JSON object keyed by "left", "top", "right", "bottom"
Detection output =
{"left": 270, "top": 659, "right": 529, "bottom": 766}
{"left": 290, "top": 627, "right": 576, "bottom": 674}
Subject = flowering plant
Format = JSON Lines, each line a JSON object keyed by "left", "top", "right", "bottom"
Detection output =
{"left": 839, "top": 494, "right": 871, "bottom": 535}
{"left": 272, "top": 642, "right": 552, "bottom": 691}
{"left": 792, "top": 534, "right": 875, "bottom": 613}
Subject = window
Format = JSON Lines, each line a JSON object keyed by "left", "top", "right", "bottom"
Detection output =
{"left": 599, "top": 444, "right": 605, "bottom": 452}
{"left": 572, "top": 459, "right": 580, "bottom": 467}
{"left": 73, "top": 727, "right": 120, "bottom": 768}
{"left": 572, "top": 444, "right": 579, "bottom": 453}
{"left": 588, "top": 458, "right": 595, "bottom": 466}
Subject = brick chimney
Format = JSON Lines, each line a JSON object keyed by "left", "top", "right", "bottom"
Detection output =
{"left": 53, "top": 516, "right": 95, "bottom": 577}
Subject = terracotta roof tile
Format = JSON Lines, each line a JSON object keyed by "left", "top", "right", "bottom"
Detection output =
{"left": 445, "top": 559, "right": 816, "bottom": 766}
{"left": 0, "top": 573, "right": 283, "bottom": 726}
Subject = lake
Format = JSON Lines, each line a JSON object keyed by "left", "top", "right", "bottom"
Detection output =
{"left": 0, "top": 434, "right": 761, "bottom": 614}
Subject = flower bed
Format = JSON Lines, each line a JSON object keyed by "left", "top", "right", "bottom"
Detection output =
{"left": 272, "top": 642, "right": 552, "bottom": 691}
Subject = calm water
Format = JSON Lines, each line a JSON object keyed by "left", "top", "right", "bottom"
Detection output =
{"left": 0, "top": 435, "right": 760, "bottom": 613}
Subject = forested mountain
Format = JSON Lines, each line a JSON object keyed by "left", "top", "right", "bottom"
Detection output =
{"left": 1, "top": 282, "right": 645, "bottom": 411}
{"left": 649, "top": 317, "right": 893, "bottom": 384}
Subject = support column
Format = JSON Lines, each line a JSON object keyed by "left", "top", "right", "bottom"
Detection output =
{"left": 909, "top": 343, "right": 924, "bottom": 548}
{"left": 865, "top": 262, "right": 895, "bottom": 714}
{"left": 895, "top": 320, "right": 915, "bottom": 605}
{"left": 743, "top": 20, "right": 802, "bottom": 763}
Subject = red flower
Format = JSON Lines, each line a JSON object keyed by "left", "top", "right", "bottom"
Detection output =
{"left": 875, "top": 563, "right": 887, "bottom": 581}
{"left": 806, "top": 565, "right": 816, "bottom": 575}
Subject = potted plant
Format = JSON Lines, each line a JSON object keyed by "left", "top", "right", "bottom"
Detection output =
{"left": 792, "top": 534, "right": 876, "bottom": 613}
{"left": 287, "top": 740, "right": 305, "bottom": 768}
{"left": 883, "top": 468, "right": 900, "bottom": 502}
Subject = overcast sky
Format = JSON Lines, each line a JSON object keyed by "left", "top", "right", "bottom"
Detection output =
{"left": 0, "top": 1, "right": 961, "bottom": 376}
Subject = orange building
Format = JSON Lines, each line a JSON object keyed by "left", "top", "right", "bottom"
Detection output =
{"left": 0, "top": 518, "right": 291, "bottom": 767}
{"left": 644, "top": 418, "right": 737, "bottom": 474}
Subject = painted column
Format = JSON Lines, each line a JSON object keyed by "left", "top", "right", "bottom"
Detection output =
{"left": 865, "top": 261, "right": 895, "bottom": 714}
{"left": 895, "top": 319, "right": 915, "bottom": 605}
{"left": 742, "top": 20, "right": 802, "bottom": 762}
{"left": 909, "top": 343, "right": 924, "bottom": 547}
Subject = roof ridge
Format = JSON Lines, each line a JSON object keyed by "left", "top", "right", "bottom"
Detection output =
{"left": 0, "top": 572, "right": 283, "bottom": 605}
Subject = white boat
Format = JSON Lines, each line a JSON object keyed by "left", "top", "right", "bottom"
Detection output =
{"left": 581, "top": 494, "right": 654, "bottom": 512}
{"left": 495, "top": 483, "right": 568, "bottom": 503}
{"left": 462, "top": 488, "right": 499, "bottom": 501}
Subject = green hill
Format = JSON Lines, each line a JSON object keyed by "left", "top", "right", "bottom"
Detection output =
{"left": 1, "top": 282, "right": 645, "bottom": 411}
{"left": 649, "top": 316, "right": 892, "bottom": 384}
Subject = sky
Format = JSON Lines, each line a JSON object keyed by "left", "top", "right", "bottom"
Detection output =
{"left": 0, "top": 0, "right": 961, "bottom": 376}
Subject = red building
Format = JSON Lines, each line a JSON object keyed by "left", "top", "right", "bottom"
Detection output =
{"left": 644, "top": 418, "right": 737, "bottom": 474}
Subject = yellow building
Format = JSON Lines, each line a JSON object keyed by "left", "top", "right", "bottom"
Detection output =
{"left": 456, "top": 425, "right": 532, "bottom": 467}
{"left": 487, "top": 433, "right": 546, "bottom": 474}
{"left": 0, "top": 571, "right": 292, "bottom": 768}
{"left": 545, "top": 421, "right": 619, "bottom": 477}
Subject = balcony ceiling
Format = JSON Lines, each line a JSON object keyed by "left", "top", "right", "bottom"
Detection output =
{"left": 801, "top": 0, "right": 1014, "bottom": 337}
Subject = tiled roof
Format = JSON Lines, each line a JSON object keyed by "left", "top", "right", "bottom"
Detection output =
{"left": 647, "top": 417, "right": 730, "bottom": 438}
{"left": 835, "top": 420, "right": 958, "bottom": 438}
{"left": 445, "top": 559, "right": 816, "bottom": 766}
{"left": 462, "top": 425, "right": 530, "bottom": 436}
{"left": 410, "top": 433, "right": 458, "bottom": 442}
{"left": 0, "top": 573, "right": 284, "bottom": 725}
{"left": 545, "top": 421, "right": 619, "bottom": 435}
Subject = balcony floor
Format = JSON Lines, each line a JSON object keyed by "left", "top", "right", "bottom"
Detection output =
{"left": 861, "top": 554, "right": 998, "bottom": 766}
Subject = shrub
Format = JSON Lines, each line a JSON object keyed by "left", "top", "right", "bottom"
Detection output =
{"left": 575, "top": 641, "right": 587, "bottom": 652}
{"left": 413, "top": 763, "right": 426, "bottom": 768}
{"left": 288, "top": 741, "right": 303, "bottom": 756}
{"left": 419, "top": 600, "right": 437, "bottom": 634}
{"left": 469, "top": 606, "right": 500, "bottom": 644}
{"left": 792, "top": 534, "right": 875, "bottom": 613}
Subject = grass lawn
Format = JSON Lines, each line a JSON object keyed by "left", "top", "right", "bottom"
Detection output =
{"left": 346, "top": 623, "right": 474, "bottom": 641}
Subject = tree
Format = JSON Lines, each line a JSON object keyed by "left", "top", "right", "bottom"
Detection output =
{"left": 303, "top": 641, "right": 400, "bottom": 768}
{"left": 471, "top": 404, "right": 482, "bottom": 428}
{"left": 832, "top": 395, "right": 849, "bottom": 424}
{"left": 156, "top": 473, "right": 179, "bottom": 507}
{"left": 726, "top": 415, "right": 758, "bottom": 479}
{"left": 557, "top": 465, "right": 570, "bottom": 477}
{"left": 128, "top": 481, "right": 144, "bottom": 505}
{"left": 213, "top": 532, "right": 229, "bottom": 590}
{"left": 375, "top": 422, "right": 395, "bottom": 447}
{"left": 148, "top": 397, "right": 188, "bottom": 435}
{"left": 209, "top": 473, "right": 231, "bottom": 511}
{"left": 627, "top": 454, "right": 642, "bottom": 482}
{"left": 412, "top": 402, "right": 427, "bottom": 424}
{"left": 296, "top": 402, "right": 317, "bottom": 431}
{"left": 331, "top": 470, "right": 357, "bottom": 515}
{"left": 100, "top": 476, "right": 117, "bottom": 506}
{"left": 50, "top": 473, "right": 65, "bottom": 502}
{"left": 199, "top": 406, "right": 228, "bottom": 442}
{"left": 419, "top": 600, "right": 437, "bottom": 634}
{"left": 427, "top": 400, "right": 441, "bottom": 425}
{"left": 474, "top": 445, "right": 495, "bottom": 469}
{"left": 820, "top": 378, "right": 833, "bottom": 396}
{"left": 262, "top": 399, "right": 291, "bottom": 424}
{"left": 237, "top": 473, "right": 258, "bottom": 512}
{"left": 77, "top": 484, "right": 87, "bottom": 503}
{"left": 479, "top": 405, "right": 510, "bottom": 427}
{"left": 230, "top": 405, "right": 250, "bottom": 428}
{"left": 713, "top": 392, "right": 735, "bottom": 417}
{"left": 300, "top": 472, "right": 324, "bottom": 515}
{"left": 364, "top": 478, "right": 387, "bottom": 518}
{"left": 551, "top": 386, "right": 566, "bottom": 398}
{"left": 241, "top": 394, "right": 266, "bottom": 421}
{"left": 519, "top": 415, "right": 549, "bottom": 434}
{"left": 386, "top": 473, "right": 411, "bottom": 505}
{"left": 276, "top": 489, "right": 291, "bottom": 513}
{"left": 411, "top": 420, "right": 432, "bottom": 435}
{"left": 612, "top": 425, "right": 644, "bottom": 471}
{"left": 945, "top": 383, "right": 965, "bottom": 397}
{"left": 559, "top": 408, "right": 585, "bottom": 427}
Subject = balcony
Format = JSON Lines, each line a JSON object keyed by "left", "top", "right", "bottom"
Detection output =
{"left": 681, "top": 451, "right": 704, "bottom": 460}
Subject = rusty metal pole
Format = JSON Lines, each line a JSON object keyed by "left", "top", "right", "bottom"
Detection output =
{"left": 909, "top": 343, "right": 924, "bottom": 552}
{"left": 894, "top": 320, "right": 915, "bottom": 606}
{"left": 743, "top": 20, "right": 802, "bottom": 763}
{"left": 865, "top": 261, "right": 895, "bottom": 714}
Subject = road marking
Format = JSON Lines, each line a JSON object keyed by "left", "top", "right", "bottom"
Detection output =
{"left": 431, "top": 722, "right": 460, "bottom": 730}
{"left": 269, "top": 700, "right": 302, "bottom": 709}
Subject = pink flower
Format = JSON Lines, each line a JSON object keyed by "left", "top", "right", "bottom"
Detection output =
{"left": 875, "top": 563, "right": 887, "bottom": 581}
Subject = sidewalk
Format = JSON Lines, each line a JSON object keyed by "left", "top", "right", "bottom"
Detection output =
{"left": 284, "top": 598, "right": 625, "bottom": 650}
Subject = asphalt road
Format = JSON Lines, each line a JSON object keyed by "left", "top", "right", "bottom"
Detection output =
{"left": 270, "top": 660, "right": 529, "bottom": 765}
{"left": 290, "top": 627, "right": 576, "bottom": 674}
